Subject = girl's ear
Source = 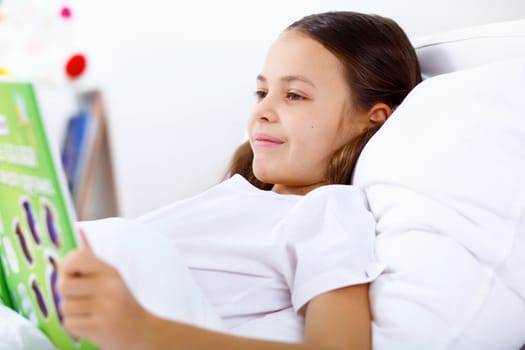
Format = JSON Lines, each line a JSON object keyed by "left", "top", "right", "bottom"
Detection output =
{"left": 368, "top": 103, "right": 393, "bottom": 125}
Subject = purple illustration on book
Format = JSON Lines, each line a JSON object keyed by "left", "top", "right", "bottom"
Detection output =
{"left": 23, "top": 200, "right": 40, "bottom": 245}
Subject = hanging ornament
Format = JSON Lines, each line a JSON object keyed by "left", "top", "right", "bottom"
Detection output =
{"left": 64, "top": 53, "right": 87, "bottom": 79}
{"left": 60, "top": 6, "right": 72, "bottom": 19}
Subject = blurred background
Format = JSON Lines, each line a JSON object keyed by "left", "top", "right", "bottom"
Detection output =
{"left": 1, "top": 0, "right": 524, "bottom": 218}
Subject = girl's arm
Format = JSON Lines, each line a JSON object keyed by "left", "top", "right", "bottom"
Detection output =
{"left": 58, "top": 247, "right": 371, "bottom": 350}
{"left": 137, "top": 284, "right": 370, "bottom": 350}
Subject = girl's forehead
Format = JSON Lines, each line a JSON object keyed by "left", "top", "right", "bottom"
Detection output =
{"left": 262, "top": 30, "right": 344, "bottom": 81}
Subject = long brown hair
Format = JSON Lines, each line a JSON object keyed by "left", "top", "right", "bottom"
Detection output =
{"left": 227, "top": 11, "right": 421, "bottom": 188}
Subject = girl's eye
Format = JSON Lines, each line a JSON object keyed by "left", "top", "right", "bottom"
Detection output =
{"left": 286, "top": 92, "right": 305, "bottom": 101}
{"left": 254, "top": 90, "right": 267, "bottom": 100}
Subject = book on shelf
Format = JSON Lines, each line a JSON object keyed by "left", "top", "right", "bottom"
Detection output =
{"left": 0, "top": 78, "right": 99, "bottom": 350}
{"left": 61, "top": 110, "right": 94, "bottom": 195}
{"left": 60, "top": 89, "right": 119, "bottom": 220}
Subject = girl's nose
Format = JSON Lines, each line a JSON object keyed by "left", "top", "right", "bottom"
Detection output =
{"left": 254, "top": 96, "right": 278, "bottom": 123}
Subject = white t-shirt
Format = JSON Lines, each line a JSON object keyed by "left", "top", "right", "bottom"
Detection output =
{"left": 137, "top": 174, "right": 384, "bottom": 338}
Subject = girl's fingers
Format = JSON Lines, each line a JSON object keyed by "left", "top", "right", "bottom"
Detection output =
{"left": 60, "top": 296, "right": 94, "bottom": 318}
{"left": 60, "top": 250, "right": 96, "bottom": 275}
{"left": 60, "top": 249, "right": 113, "bottom": 276}
{"left": 63, "top": 315, "right": 97, "bottom": 339}
{"left": 78, "top": 228, "right": 93, "bottom": 252}
{"left": 57, "top": 274, "right": 97, "bottom": 297}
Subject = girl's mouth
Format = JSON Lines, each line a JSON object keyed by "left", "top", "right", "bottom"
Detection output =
{"left": 253, "top": 133, "right": 285, "bottom": 147}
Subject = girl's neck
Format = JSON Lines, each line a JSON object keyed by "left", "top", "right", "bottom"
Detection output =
{"left": 271, "top": 181, "right": 326, "bottom": 195}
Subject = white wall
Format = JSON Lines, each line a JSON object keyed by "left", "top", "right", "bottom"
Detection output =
{"left": 63, "top": 0, "right": 525, "bottom": 217}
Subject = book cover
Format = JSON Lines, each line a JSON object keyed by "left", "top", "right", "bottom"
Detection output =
{"left": 0, "top": 247, "right": 12, "bottom": 307}
{"left": 0, "top": 79, "right": 98, "bottom": 350}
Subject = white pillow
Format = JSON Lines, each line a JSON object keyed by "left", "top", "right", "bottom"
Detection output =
{"left": 353, "top": 58, "right": 525, "bottom": 349}
{"left": 413, "top": 19, "right": 525, "bottom": 79}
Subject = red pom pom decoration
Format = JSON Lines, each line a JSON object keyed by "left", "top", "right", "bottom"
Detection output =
{"left": 65, "top": 53, "right": 87, "bottom": 79}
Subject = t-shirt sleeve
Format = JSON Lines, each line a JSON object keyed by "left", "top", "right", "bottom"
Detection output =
{"left": 279, "top": 185, "right": 385, "bottom": 313}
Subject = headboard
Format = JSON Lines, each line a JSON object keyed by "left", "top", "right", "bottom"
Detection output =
{"left": 414, "top": 19, "right": 525, "bottom": 79}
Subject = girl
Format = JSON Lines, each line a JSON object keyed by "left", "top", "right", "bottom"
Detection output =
{"left": 58, "top": 11, "right": 421, "bottom": 350}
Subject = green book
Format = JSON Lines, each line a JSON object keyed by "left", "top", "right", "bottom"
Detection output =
{"left": 0, "top": 79, "right": 98, "bottom": 350}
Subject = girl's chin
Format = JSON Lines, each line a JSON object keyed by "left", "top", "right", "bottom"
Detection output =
{"left": 252, "top": 168, "right": 277, "bottom": 184}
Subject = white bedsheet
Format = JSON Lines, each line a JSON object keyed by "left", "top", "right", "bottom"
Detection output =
{"left": 0, "top": 305, "right": 56, "bottom": 350}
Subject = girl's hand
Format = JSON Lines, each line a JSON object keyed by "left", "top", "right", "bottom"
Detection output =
{"left": 57, "top": 230, "right": 150, "bottom": 350}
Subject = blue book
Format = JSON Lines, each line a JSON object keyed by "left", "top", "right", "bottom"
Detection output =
{"left": 60, "top": 111, "right": 95, "bottom": 201}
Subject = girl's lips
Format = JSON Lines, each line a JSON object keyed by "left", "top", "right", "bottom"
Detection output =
{"left": 253, "top": 133, "right": 285, "bottom": 147}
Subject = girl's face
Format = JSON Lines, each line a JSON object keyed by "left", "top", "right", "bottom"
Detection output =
{"left": 248, "top": 29, "right": 370, "bottom": 195}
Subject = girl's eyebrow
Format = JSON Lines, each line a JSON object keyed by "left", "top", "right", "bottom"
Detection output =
{"left": 256, "top": 74, "right": 316, "bottom": 89}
